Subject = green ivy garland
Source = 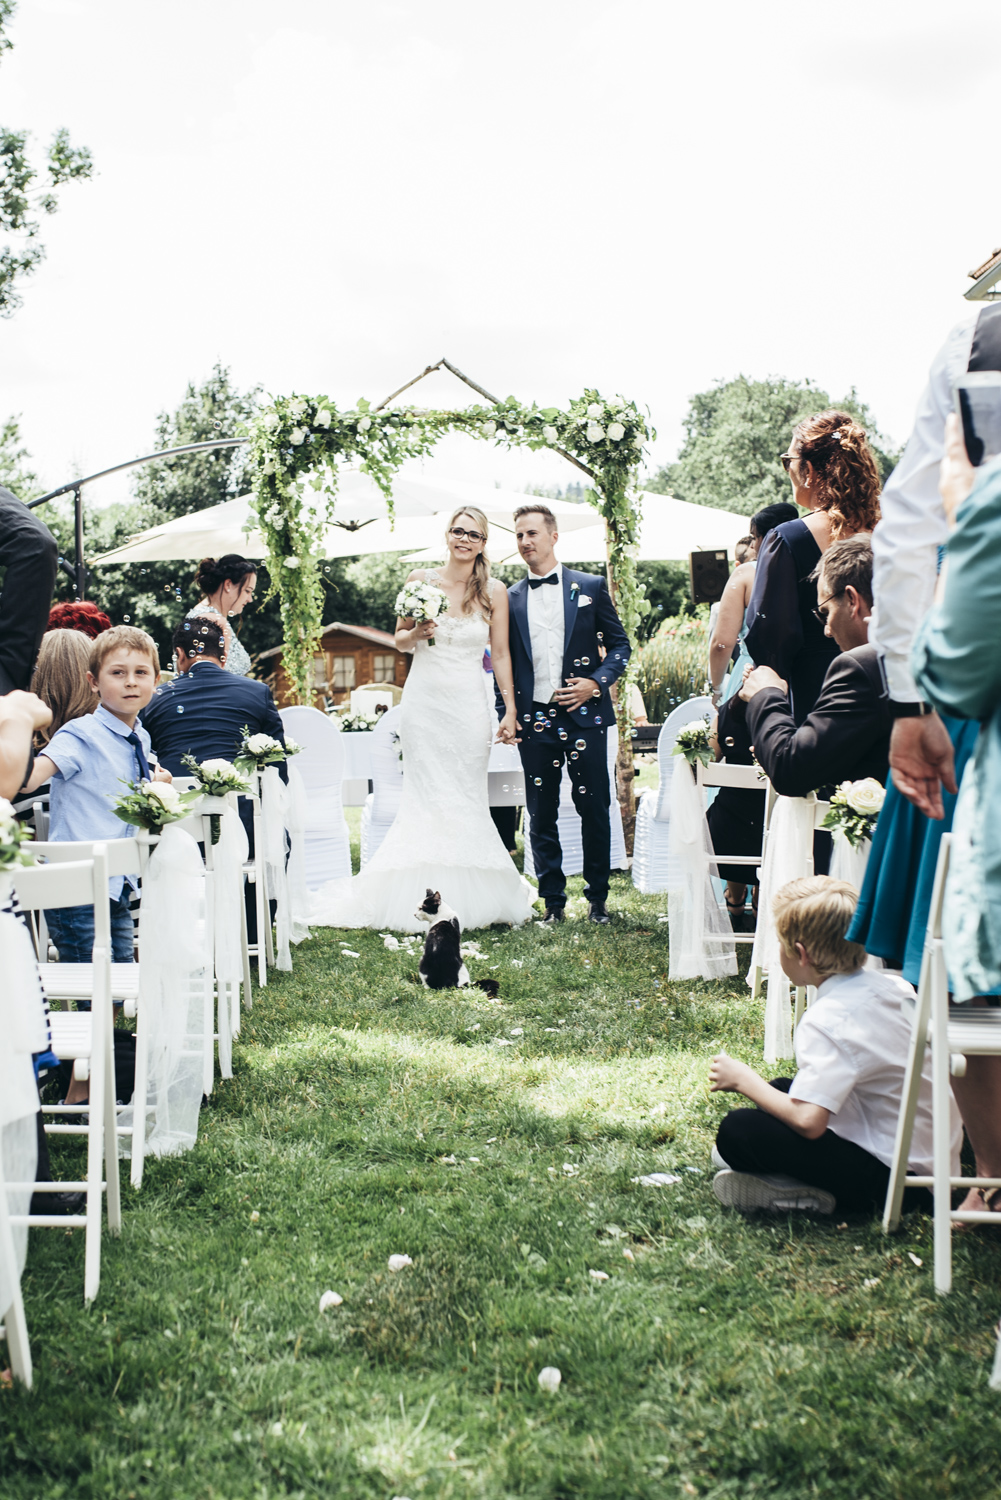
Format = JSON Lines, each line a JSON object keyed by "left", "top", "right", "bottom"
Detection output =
{"left": 246, "top": 390, "right": 654, "bottom": 703}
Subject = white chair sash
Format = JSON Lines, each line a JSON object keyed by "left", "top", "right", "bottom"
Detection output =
{"left": 750, "top": 795, "right": 818, "bottom": 1063}
{"left": 119, "top": 825, "right": 207, "bottom": 1161}
{"left": 212, "top": 801, "right": 249, "bottom": 1073}
{"left": 284, "top": 764, "right": 311, "bottom": 950}
{"left": 829, "top": 830, "right": 871, "bottom": 892}
{"left": 0, "top": 891, "right": 47, "bottom": 1317}
{"left": 260, "top": 766, "right": 292, "bottom": 970}
{"left": 666, "top": 760, "right": 737, "bottom": 981}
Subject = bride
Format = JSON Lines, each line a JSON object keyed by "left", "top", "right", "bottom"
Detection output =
{"left": 309, "top": 506, "right": 536, "bottom": 933}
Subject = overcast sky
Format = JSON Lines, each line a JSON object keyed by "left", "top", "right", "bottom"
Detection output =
{"left": 2, "top": 0, "right": 999, "bottom": 509}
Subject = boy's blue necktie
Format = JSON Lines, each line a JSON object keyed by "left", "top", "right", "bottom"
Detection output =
{"left": 126, "top": 730, "right": 151, "bottom": 783}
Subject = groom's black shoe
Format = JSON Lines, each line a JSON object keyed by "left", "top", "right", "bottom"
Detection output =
{"left": 542, "top": 907, "right": 565, "bottom": 923}
{"left": 588, "top": 901, "right": 611, "bottom": 924}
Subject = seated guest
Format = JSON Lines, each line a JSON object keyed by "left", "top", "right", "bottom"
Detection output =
{"left": 142, "top": 617, "right": 285, "bottom": 776}
{"left": 20, "top": 625, "right": 169, "bottom": 963}
{"left": 739, "top": 534, "right": 891, "bottom": 796}
{"left": 31, "top": 629, "right": 98, "bottom": 745}
{"left": 709, "top": 875, "right": 959, "bottom": 1216}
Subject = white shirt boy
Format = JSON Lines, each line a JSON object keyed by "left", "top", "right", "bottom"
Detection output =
{"left": 789, "top": 968, "right": 961, "bottom": 1176}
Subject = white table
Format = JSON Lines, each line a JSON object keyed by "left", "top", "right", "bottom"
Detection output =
{"left": 337, "top": 732, "right": 525, "bottom": 807}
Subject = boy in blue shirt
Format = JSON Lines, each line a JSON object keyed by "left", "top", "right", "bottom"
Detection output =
{"left": 22, "top": 624, "right": 172, "bottom": 963}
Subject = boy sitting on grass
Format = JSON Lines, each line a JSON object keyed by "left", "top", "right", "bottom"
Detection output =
{"left": 708, "top": 875, "right": 960, "bottom": 1216}
{"left": 21, "top": 624, "right": 172, "bottom": 966}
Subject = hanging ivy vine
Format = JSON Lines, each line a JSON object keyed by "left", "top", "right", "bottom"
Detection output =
{"left": 246, "top": 389, "right": 654, "bottom": 703}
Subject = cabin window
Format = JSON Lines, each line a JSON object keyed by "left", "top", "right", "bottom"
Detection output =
{"left": 332, "top": 655, "right": 356, "bottom": 690}
{"left": 372, "top": 653, "right": 396, "bottom": 683}
{"left": 312, "top": 656, "right": 327, "bottom": 688}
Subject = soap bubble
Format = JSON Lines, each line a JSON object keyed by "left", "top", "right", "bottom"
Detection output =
{"left": 534, "top": 777, "right": 542, "bottom": 785}
{"left": 570, "top": 752, "right": 578, "bottom": 761}
{"left": 581, "top": 656, "right": 590, "bottom": 665}
{"left": 575, "top": 739, "right": 586, "bottom": 750}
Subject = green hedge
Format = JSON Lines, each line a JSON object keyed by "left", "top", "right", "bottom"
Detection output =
{"left": 634, "top": 608, "right": 712, "bottom": 722}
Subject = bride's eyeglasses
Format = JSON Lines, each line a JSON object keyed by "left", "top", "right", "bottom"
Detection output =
{"left": 449, "top": 526, "right": 485, "bottom": 542}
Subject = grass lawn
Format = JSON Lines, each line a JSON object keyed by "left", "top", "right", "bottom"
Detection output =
{"left": 5, "top": 790, "right": 1001, "bottom": 1498}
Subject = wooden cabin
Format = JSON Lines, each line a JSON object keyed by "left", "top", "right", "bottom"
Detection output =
{"left": 257, "top": 621, "right": 411, "bottom": 710}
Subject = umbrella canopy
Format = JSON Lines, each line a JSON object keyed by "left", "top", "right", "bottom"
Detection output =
{"left": 89, "top": 472, "right": 596, "bottom": 565}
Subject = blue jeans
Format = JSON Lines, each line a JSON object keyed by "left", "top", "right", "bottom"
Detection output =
{"left": 45, "top": 890, "right": 136, "bottom": 965}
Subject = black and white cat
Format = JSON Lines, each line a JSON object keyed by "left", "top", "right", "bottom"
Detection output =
{"left": 415, "top": 889, "right": 500, "bottom": 997}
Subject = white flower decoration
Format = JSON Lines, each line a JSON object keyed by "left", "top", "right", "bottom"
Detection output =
{"left": 543, "top": 424, "right": 559, "bottom": 443}
{"left": 246, "top": 733, "right": 282, "bottom": 756}
{"left": 607, "top": 422, "right": 625, "bottom": 442}
{"left": 144, "top": 782, "right": 182, "bottom": 813}
{"left": 289, "top": 398, "right": 307, "bottom": 418}
{"left": 289, "top": 427, "right": 306, "bottom": 446}
{"left": 586, "top": 422, "right": 604, "bottom": 444}
{"left": 313, "top": 407, "right": 332, "bottom": 428}
{"left": 586, "top": 402, "right": 602, "bottom": 419}
{"left": 283, "top": 556, "right": 301, "bottom": 569}
{"left": 357, "top": 415, "right": 372, "bottom": 432}
{"left": 262, "top": 460, "right": 276, "bottom": 475}
{"left": 846, "top": 778, "right": 885, "bottom": 816}
{"left": 200, "top": 758, "right": 239, "bottom": 777}
{"left": 481, "top": 420, "right": 497, "bottom": 438}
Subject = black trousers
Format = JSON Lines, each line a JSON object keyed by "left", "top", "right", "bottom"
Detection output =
{"left": 716, "top": 1079, "right": 931, "bottom": 1215}
{"left": 518, "top": 704, "right": 611, "bottom": 907}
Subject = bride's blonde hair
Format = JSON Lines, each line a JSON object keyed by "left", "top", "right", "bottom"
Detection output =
{"left": 447, "top": 506, "right": 493, "bottom": 618}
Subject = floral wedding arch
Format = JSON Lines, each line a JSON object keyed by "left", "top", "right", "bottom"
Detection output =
{"left": 245, "top": 363, "right": 654, "bottom": 712}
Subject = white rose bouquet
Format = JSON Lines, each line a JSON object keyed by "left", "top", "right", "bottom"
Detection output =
{"left": 181, "top": 756, "right": 251, "bottom": 796}
{"left": 394, "top": 580, "right": 447, "bottom": 646}
{"left": 0, "top": 796, "right": 34, "bottom": 870}
{"left": 331, "top": 709, "right": 379, "bottom": 732}
{"left": 671, "top": 717, "right": 714, "bottom": 769}
{"left": 234, "top": 728, "right": 297, "bottom": 775}
{"left": 113, "top": 780, "right": 203, "bottom": 832}
{"left": 820, "top": 778, "right": 886, "bottom": 849}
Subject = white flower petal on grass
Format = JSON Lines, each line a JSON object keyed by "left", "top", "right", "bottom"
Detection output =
{"left": 630, "top": 1173, "right": 682, "bottom": 1187}
{"left": 623, "top": 1248, "right": 635, "bottom": 1262}
{"left": 439, "top": 1154, "right": 458, "bottom": 1165}
{"left": 908, "top": 1252, "right": 923, "bottom": 1267}
{"left": 510, "top": 1028, "right": 524, "bottom": 1036}
{"left": 863, "top": 1277, "right": 881, "bottom": 1289}
{"left": 387, "top": 1254, "right": 413, "bottom": 1272}
{"left": 468, "top": 1157, "right": 480, "bottom": 1163}
{"left": 510, "top": 959, "right": 524, "bottom": 968}
{"left": 271, "top": 1421, "right": 283, "bottom": 1437}
{"left": 494, "top": 1038, "right": 515, "bottom": 1047}
{"left": 319, "top": 1290, "right": 343, "bottom": 1311}
{"left": 538, "top": 1366, "right": 562, "bottom": 1393}
{"left": 340, "top": 949, "right": 360, "bottom": 958}
{"left": 562, "top": 1163, "right": 579, "bottom": 1177}
{"left": 383, "top": 935, "right": 401, "bottom": 950}
{"left": 589, "top": 1269, "right": 609, "bottom": 1282}
{"left": 250, "top": 1210, "right": 260, "bottom": 1222}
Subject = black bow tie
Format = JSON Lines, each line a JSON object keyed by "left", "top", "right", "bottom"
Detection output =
{"left": 529, "top": 573, "right": 559, "bottom": 589}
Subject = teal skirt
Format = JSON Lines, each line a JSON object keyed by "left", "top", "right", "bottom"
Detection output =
{"left": 846, "top": 716, "right": 981, "bottom": 985}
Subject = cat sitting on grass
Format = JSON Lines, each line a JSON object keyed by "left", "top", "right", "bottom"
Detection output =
{"left": 415, "top": 889, "right": 500, "bottom": 997}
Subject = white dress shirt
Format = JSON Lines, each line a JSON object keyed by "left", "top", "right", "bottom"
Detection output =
{"left": 789, "top": 968, "right": 960, "bottom": 1175}
{"left": 870, "top": 307, "right": 979, "bottom": 701}
{"left": 526, "top": 561, "right": 565, "bottom": 703}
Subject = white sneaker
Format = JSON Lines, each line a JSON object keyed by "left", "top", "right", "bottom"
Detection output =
{"left": 712, "top": 1168, "right": 836, "bottom": 1215}
{"left": 710, "top": 1145, "right": 729, "bottom": 1170}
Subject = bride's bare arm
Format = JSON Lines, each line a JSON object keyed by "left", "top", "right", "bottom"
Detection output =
{"left": 489, "top": 584, "right": 518, "bottom": 742}
{"left": 394, "top": 569, "right": 434, "bottom": 651}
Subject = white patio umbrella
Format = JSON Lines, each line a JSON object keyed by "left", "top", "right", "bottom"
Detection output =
{"left": 89, "top": 472, "right": 595, "bottom": 565}
{"left": 476, "top": 492, "right": 751, "bottom": 565}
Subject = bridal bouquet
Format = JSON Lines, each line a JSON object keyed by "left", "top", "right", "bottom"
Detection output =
{"left": 671, "top": 716, "right": 714, "bottom": 769}
{"left": 0, "top": 797, "right": 34, "bottom": 870}
{"left": 113, "top": 780, "right": 203, "bottom": 832}
{"left": 394, "top": 579, "right": 447, "bottom": 645}
{"left": 820, "top": 778, "right": 885, "bottom": 848}
{"left": 234, "top": 728, "right": 301, "bottom": 775}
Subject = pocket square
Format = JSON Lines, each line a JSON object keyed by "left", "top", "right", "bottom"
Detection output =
{"left": 577, "top": 595, "right": 592, "bottom": 607}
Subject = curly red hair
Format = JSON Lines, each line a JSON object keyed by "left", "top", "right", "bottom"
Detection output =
{"left": 47, "top": 601, "right": 112, "bottom": 640}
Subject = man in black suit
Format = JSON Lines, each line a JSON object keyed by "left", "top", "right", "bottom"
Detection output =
{"left": 504, "top": 504, "right": 631, "bottom": 924}
{"left": 141, "top": 617, "right": 285, "bottom": 775}
{"left": 739, "top": 534, "right": 891, "bottom": 794}
{"left": 0, "top": 486, "right": 58, "bottom": 694}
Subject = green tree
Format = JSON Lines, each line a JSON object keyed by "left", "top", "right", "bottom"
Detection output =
{"left": 647, "top": 375, "right": 900, "bottom": 517}
{"left": 0, "top": 2, "right": 93, "bottom": 316}
{"left": 0, "top": 414, "right": 40, "bottom": 498}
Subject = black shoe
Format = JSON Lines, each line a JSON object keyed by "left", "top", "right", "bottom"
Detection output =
{"left": 588, "top": 901, "right": 611, "bottom": 924}
{"left": 29, "top": 1189, "right": 86, "bottom": 1216}
{"left": 542, "top": 907, "right": 565, "bottom": 923}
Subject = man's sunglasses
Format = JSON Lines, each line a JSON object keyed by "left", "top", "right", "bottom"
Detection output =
{"left": 812, "top": 591, "right": 842, "bottom": 625}
{"left": 449, "top": 526, "right": 484, "bottom": 542}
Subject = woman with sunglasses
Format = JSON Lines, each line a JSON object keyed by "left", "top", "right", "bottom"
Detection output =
{"left": 309, "top": 506, "right": 534, "bottom": 933}
{"left": 744, "top": 412, "right": 882, "bottom": 725}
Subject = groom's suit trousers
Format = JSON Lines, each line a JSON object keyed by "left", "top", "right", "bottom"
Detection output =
{"left": 520, "top": 703, "right": 610, "bottom": 908}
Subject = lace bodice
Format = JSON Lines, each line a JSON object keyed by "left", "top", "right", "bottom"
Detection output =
{"left": 417, "top": 571, "right": 489, "bottom": 664}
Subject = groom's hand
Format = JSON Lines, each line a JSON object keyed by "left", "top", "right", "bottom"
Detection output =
{"left": 554, "top": 676, "right": 600, "bottom": 711}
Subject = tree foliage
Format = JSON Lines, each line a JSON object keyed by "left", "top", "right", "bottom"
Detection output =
{"left": 648, "top": 375, "right": 900, "bottom": 516}
{"left": 0, "top": 3, "right": 93, "bottom": 315}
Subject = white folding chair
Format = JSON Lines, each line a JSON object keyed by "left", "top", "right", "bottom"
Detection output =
{"left": 882, "top": 835, "right": 1001, "bottom": 1294}
{"left": 279, "top": 705, "right": 351, "bottom": 889}
{"left": 13, "top": 849, "right": 119, "bottom": 1304}
{"left": 696, "top": 758, "right": 770, "bottom": 953}
{"left": 243, "top": 770, "right": 275, "bottom": 985}
{"left": 632, "top": 697, "right": 713, "bottom": 893}
{"left": 0, "top": 1142, "right": 32, "bottom": 1386}
{"left": 361, "top": 705, "right": 404, "bottom": 866}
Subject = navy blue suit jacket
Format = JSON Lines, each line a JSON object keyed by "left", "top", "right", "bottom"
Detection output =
{"left": 505, "top": 568, "right": 631, "bottom": 729}
{"left": 140, "top": 661, "right": 286, "bottom": 777}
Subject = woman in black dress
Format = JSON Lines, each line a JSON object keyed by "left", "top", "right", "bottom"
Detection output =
{"left": 744, "top": 411, "right": 882, "bottom": 725}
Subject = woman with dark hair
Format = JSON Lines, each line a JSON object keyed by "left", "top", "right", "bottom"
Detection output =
{"left": 709, "top": 501, "right": 799, "bottom": 704}
{"left": 745, "top": 412, "right": 882, "bottom": 724}
{"left": 186, "top": 554, "right": 257, "bottom": 677}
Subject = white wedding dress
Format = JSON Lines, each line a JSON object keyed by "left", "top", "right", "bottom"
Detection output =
{"left": 309, "top": 584, "right": 535, "bottom": 933}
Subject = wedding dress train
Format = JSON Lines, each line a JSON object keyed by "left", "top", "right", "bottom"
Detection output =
{"left": 309, "top": 597, "right": 535, "bottom": 933}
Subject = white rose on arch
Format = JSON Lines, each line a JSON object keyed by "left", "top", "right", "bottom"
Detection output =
{"left": 586, "top": 402, "right": 602, "bottom": 419}
{"left": 846, "top": 778, "right": 885, "bottom": 817}
{"left": 586, "top": 422, "right": 605, "bottom": 444}
{"left": 289, "top": 427, "right": 306, "bottom": 446}
{"left": 607, "top": 422, "right": 625, "bottom": 442}
{"left": 289, "top": 398, "right": 307, "bottom": 418}
{"left": 283, "top": 556, "right": 301, "bottom": 570}
{"left": 481, "top": 420, "right": 497, "bottom": 438}
{"left": 357, "top": 416, "right": 372, "bottom": 432}
{"left": 262, "top": 410, "right": 280, "bottom": 431}
{"left": 313, "top": 407, "right": 332, "bottom": 428}
{"left": 543, "top": 425, "right": 559, "bottom": 443}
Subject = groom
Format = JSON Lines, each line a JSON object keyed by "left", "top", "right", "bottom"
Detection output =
{"left": 503, "top": 504, "right": 631, "bottom": 924}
